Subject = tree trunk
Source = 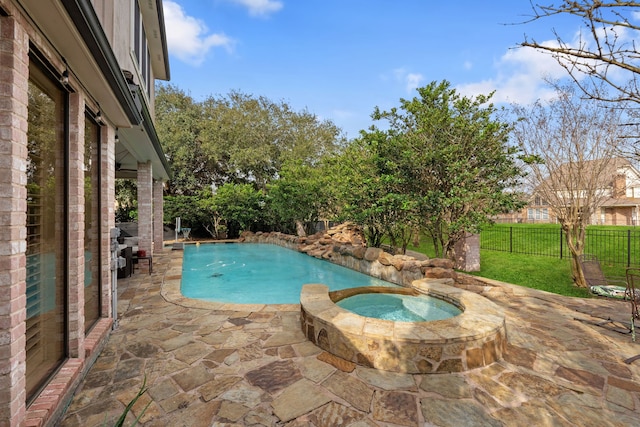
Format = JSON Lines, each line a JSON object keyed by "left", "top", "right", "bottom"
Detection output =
{"left": 295, "top": 220, "right": 306, "bottom": 237}
{"left": 564, "top": 224, "right": 587, "bottom": 288}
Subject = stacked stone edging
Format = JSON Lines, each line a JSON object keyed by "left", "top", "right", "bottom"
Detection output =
{"left": 239, "top": 227, "right": 456, "bottom": 288}
{"left": 300, "top": 281, "right": 507, "bottom": 373}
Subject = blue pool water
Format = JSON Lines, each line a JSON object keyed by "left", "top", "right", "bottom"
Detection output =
{"left": 337, "top": 293, "right": 462, "bottom": 322}
{"left": 181, "top": 243, "right": 397, "bottom": 304}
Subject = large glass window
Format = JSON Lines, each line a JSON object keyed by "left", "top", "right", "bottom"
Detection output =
{"left": 84, "top": 116, "right": 101, "bottom": 332}
{"left": 26, "top": 63, "right": 67, "bottom": 401}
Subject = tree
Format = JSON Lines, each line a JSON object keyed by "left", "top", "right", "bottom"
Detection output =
{"left": 212, "top": 183, "right": 265, "bottom": 238}
{"left": 155, "top": 85, "right": 217, "bottom": 196}
{"left": 156, "top": 85, "right": 346, "bottom": 196}
{"left": 519, "top": 1, "right": 640, "bottom": 157}
{"left": 266, "top": 160, "right": 331, "bottom": 235}
{"left": 521, "top": 1, "right": 640, "bottom": 105}
{"left": 370, "top": 81, "right": 524, "bottom": 258}
{"left": 199, "top": 91, "right": 345, "bottom": 189}
{"left": 511, "top": 83, "right": 626, "bottom": 287}
{"left": 115, "top": 179, "right": 138, "bottom": 222}
{"left": 332, "top": 130, "right": 422, "bottom": 252}
{"left": 163, "top": 194, "right": 200, "bottom": 229}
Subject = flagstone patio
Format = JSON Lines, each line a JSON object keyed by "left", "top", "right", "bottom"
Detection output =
{"left": 59, "top": 247, "right": 640, "bottom": 426}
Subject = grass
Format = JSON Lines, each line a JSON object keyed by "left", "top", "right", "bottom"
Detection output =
{"left": 404, "top": 225, "right": 638, "bottom": 298}
{"left": 468, "top": 251, "right": 590, "bottom": 298}
{"left": 407, "top": 240, "right": 590, "bottom": 298}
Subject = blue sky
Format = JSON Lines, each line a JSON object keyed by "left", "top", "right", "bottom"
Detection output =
{"left": 161, "top": 0, "right": 585, "bottom": 138}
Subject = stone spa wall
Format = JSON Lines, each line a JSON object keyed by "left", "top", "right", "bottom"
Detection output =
{"left": 240, "top": 227, "right": 507, "bottom": 373}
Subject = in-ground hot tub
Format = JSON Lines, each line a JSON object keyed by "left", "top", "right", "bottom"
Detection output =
{"left": 300, "top": 279, "right": 506, "bottom": 373}
{"left": 334, "top": 286, "right": 462, "bottom": 322}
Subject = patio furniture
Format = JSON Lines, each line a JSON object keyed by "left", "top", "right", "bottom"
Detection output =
{"left": 626, "top": 268, "right": 640, "bottom": 342}
{"left": 132, "top": 252, "right": 153, "bottom": 275}
{"left": 578, "top": 254, "right": 627, "bottom": 298}
{"left": 117, "top": 246, "right": 133, "bottom": 278}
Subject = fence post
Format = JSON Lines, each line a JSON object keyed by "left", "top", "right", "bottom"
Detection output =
{"left": 509, "top": 227, "right": 513, "bottom": 253}
{"left": 629, "top": 229, "right": 632, "bottom": 267}
{"left": 560, "top": 228, "right": 563, "bottom": 260}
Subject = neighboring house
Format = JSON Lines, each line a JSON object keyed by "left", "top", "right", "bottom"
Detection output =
{"left": 497, "top": 158, "right": 640, "bottom": 225}
{"left": 0, "top": 1, "right": 170, "bottom": 425}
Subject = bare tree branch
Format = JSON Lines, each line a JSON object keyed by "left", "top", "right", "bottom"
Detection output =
{"left": 520, "top": 1, "right": 640, "bottom": 104}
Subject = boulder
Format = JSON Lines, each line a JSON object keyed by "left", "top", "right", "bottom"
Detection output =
{"left": 364, "top": 247, "right": 383, "bottom": 262}
{"left": 423, "top": 267, "right": 457, "bottom": 279}
{"left": 378, "top": 251, "right": 394, "bottom": 266}
{"left": 352, "top": 247, "right": 367, "bottom": 259}
{"left": 425, "top": 258, "right": 454, "bottom": 269}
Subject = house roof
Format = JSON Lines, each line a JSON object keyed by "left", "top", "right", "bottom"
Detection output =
{"left": 535, "top": 157, "right": 637, "bottom": 193}
{"left": 600, "top": 197, "right": 640, "bottom": 208}
{"left": 140, "top": 0, "right": 171, "bottom": 81}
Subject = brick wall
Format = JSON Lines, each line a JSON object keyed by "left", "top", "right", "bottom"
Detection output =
{"left": 67, "top": 93, "right": 86, "bottom": 359}
{"left": 101, "top": 126, "right": 115, "bottom": 318}
{"left": 0, "top": 13, "right": 29, "bottom": 426}
{"left": 153, "top": 180, "right": 164, "bottom": 252}
{"left": 0, "top": 5, "right": 118, "bottom": 425}
{"left": 137, "top": 161, "right": 153, "bottom": 255}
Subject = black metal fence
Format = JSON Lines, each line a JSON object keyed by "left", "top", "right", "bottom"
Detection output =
{"left": 480, "top": 226, "right": 640, "bottom": 267}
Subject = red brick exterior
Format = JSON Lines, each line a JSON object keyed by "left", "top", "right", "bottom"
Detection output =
{"left": 0, "top": 5, "right": 117, "bottom": 426}
{"left": 0, "top": 0, "right": 168, "bottom": 423}
{"left": 67, "top": 93, "right": 86, "bottom": 360}
{"left": 153, "top": 180, "right": 164, "bottom": 253}
{"left": 137, "top": 161, "right": 153, "bottom": 255}
{"left": 0, "top": 13, "right": 29, "bottom": 427}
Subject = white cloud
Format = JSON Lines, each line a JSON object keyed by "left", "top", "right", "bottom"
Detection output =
{"left": 228, "top": 0, "right": 283, "bottom": 17}
{"left": 459, "top": 20, "right": 640, "bottom": 106}
{"left": 405, "top": 73, "right": 424, "bottom": 93}
{"left": 163, "top": 1, "right": 235, "bottom": 66}
{"left": 331, "top": 109, "right": 356, "bottom": 120}
{"left": 391, "top": 68, "right": 424, "bottom": 93}
{"left": 457, "top": 41, "right": 568, "bottom": 105}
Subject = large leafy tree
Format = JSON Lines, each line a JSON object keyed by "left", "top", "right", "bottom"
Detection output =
{"left": 266, "top": 160, "right": 332, "bottom": 235}
{"left": 155, "top": 85, "right": 216, "bottom": 196}
{"left": 366, "top": 81, "right": 524, "bottom": 258}
{"left": 211, "top": 183, "right": 265, "bottom": 238}
{"left": 333, "top": 130, "right": 421, "bottom": 252}
{"left": 156, "top": 85, "right": 345, "bottom": 195}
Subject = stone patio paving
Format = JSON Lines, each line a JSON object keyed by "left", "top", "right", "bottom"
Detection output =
{"left": 60, "top": 247, "right": 640, "bottom": 426}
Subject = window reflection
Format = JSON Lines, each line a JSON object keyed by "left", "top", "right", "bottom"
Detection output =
{"left": 26, "top": 64, "right": 66, "bottom": 402}
{"left": 84, "top": 116, "right": 100, "bottom": 332}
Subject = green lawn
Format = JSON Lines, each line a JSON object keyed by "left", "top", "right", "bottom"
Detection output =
{"left": 468, "top": 251, "right": 590, "bottom": 298}
{"left": 405, "top": 224, "right": 639, "bottom": 298}
{"left": 407, "top": 240, "right": 590, "bottom": 298}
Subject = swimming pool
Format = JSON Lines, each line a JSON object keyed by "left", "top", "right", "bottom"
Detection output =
{"left": 181, "top": 243, "right": 397, "bottom": 304}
